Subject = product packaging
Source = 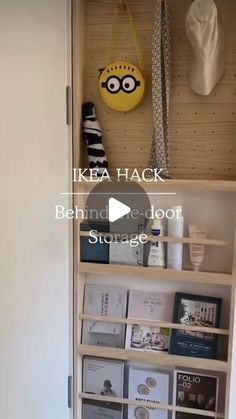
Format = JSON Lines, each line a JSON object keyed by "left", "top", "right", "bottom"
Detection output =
{"left": 173, "top": 370, "right": 219, "bottom": 419}
{"left": 83, "top": 357, "right": 124, "bottom": 419}
{"left": 167, "top": 206, "right": 184, "bottom": 271}
{"left": 82, "top": 285, "right": 127, "bottom": 348}
{"left": 80, "top": 221, "right": 109, "bottom": 263}
{"left": 110, "top": 241, "right": 144, "bottom": 266}
{"left": 83, "top": 357, "right": 124, "bottom": 397}
{"left": 170, "top": 293, "right": 222, "bottom": 359}
{"left": 128, "top": 366, "right": 170, "bottom": 419}
{"left": 188, "top": 225, "right": 208, "bottom": 271}
{"left": 126, "top": 290, "right": 174, "bottom": 352}
{"left": 148, "top": 219, "right": 165, "bottom": 268}
{"left": 83, "top": 399, "right": 123, "bottom": 419}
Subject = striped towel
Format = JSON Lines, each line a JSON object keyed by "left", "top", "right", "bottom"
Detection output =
{"left": 82, "top": 102, "right": 108, "bottom": 176}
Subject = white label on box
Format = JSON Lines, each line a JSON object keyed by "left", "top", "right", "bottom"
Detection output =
{"left": 128, "top": 367, "right": 169, "bottom": 419}
{"left": 128, "top": 290, "right": 174, "bottom": 321}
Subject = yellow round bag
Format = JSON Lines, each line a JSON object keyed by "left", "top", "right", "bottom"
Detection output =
{"left": 99, "top": 2, "right": 146, "bottom": 112}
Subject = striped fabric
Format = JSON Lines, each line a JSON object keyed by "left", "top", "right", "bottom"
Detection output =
{"left": 82, "top": 102, "right": 108, "bottom": 175}
{"left": 149, "top": 0, "right": 171, "bottom": 178}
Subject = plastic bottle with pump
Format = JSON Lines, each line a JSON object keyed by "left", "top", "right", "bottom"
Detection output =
{"left": 167, "top": 206, "right": 184, "bottom": 271}
{"left": 148, "top": 219, "right": 165, "bottom": 268}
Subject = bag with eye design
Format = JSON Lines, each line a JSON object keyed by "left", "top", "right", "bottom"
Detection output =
{"left": 99, "top": 2, "right": 146, "bottom": 112}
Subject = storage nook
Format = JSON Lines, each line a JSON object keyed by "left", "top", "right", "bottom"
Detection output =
{"left": 73, "top": 1, "right": 236, "bottom": 418}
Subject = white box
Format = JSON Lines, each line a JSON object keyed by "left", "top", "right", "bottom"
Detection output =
{"left": 128, "top": 366, "right": 170, "bottom": 419}
{"left": 127, "top": 290, "right": 174, "bottom": 320}
{"left": 109, "top": 242, "right": 143, "bottom": 266}
{"left": 83, "top": 357, "right": 124, "bottom": 398}
{"left": 83, "top": 400, "right": 122, "bottom": 419}
{"left": 126, "top": 290, "right": 174, "bottom": 352}
{"left": 82, "top": 284, "right": 127, "bottom": 348}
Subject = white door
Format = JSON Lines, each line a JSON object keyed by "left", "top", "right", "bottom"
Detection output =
{"left": 0, "top": 1, "right": 72, "bottom": 419}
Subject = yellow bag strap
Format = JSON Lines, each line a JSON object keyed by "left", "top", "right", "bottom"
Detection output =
{"left": 106, "top": 1, "right": 144, "bottom": 71}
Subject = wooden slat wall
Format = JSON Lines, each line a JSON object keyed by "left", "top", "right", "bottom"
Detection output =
{"left": 83, "top": 0, "right": 236, "bottom": 179}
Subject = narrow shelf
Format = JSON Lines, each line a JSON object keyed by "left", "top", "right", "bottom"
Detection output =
{"left": 80, "top": 231, "right": 229, "bottom": 246}
{"left": 78, "top": 345, "right": 229, "bottom": 372}
{"left": 79, "top": 393, "right": 224, "bottom": 418}
{"left": 75, "top": 178, "right": 236, "bottom": 192}
{"left": 79, "top": 262, "right": 232, "bottom": 285}
{"left": 80, "top": 314, "right": 229, "bottom": 335}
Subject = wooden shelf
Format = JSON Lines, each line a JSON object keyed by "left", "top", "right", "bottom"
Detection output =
{"left": 79, "top": 262, "right": 232, "bottom": 285}
{"left": 76, "top": 178, "right": 236, "bottom": 192}
{"left": 80, "top": 314, "right": 229, "bottom": 335}
{"left": 74, "top": 2, "right": 236, "bottom": 418}
{"left": 79, "top": 393, "right": 224, "bottom": 418}
{"left": 80, "top": 231, "right": 229, "bottom": 246}
{"left": 78, "top": 345, "right": 229, "bottom": 372}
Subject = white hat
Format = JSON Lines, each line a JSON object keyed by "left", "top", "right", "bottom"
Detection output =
{"left": 186, "top": 0, "right": 224, "bottom": 96}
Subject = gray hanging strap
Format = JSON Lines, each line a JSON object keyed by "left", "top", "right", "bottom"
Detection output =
{"left": 149, "top": 0, "right": 171, "bottom": 178}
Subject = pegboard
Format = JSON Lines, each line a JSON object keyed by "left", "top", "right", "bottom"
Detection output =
{"left": 83, "top": 0, "right": 236, "bottom": 180}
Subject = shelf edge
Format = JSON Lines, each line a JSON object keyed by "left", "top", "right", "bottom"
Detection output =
{"left": 79, "top": 314, "right": 229, "bottom": 335}
{"left": 78, "top": 345, "right": 229, "bottom": 372}
{"left": 79, "top": 393, "right": 224, "bottom": 418}
{"left": 79, "top": 263, "right": 232, "bottom": 285}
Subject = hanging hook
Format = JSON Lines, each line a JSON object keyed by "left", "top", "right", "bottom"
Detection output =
{"left": 118, "top": 2, "right": 127, "bottom": 11}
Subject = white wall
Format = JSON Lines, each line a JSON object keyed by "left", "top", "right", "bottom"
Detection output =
{"left": 0, "top": 1, "right": 72, "bottom": 418}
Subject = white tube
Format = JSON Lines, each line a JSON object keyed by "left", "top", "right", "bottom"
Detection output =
{"left": 188, "top": 225, "right": 208, "bottom": 271}
{"left": 167, "top": 206, "right": 184, "bottom": 271}
{"left": 148, "top": 220, "right": 165, "bottom": 267}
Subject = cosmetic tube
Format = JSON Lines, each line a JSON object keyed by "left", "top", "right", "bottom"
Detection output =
{"left": 188, "top": 225, "right": 208, "bottom": 271}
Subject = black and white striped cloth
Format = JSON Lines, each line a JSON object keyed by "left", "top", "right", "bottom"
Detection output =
{"left": 82, "top": 102, "right": 108, "bottom": 176}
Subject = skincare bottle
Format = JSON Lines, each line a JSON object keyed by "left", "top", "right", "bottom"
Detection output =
{"left": 148, "top": 219, "right": 165, "bottom": 268}
{"left": 167, "top": 205, "right": 184, "bottom": 271}
{"left": 188, "top": 225, "right": 208, "bottom": 271}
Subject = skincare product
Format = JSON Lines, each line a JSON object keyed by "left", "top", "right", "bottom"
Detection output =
{"left": 189, "top": 225, "right": 208, "bottom": 271}
{"left": 167, "top": 206, "right": 184, "bottom": 271}
{"left": 148, "top": 220, "right": 165, "bottom": 267}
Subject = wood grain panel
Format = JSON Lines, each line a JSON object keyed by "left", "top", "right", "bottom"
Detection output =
{"left": 83, "top": 0, "right": 236, "bottom": 179}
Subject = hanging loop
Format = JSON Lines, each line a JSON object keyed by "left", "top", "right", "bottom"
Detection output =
{"left": 118, "top": 2, "right": 127, "bottom": 10}
{"left": 106, "top": 1, "right": 144, "bottom": 70}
